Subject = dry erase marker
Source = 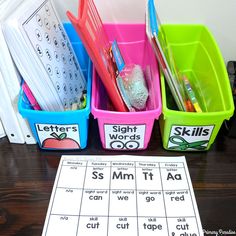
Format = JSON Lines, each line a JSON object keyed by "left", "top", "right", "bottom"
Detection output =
{"left": 182, "top": 76, "right": 202, "bottom": 112}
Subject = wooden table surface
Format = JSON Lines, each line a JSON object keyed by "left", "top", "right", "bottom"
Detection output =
{"left": 0, "top": 120, "right": 236, "bottom": 236}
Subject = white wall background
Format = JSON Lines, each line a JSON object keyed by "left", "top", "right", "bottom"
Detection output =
{"left": 55, "top": 0, "right": 236, "bottom": 63}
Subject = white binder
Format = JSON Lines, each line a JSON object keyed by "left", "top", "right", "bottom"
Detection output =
{"left": 0, "top": 71, "right": 25, "bottom": 143}
{"left": 0, "top": 118, "right": 6, "bottom": 138}
{"left": 0, "top": 0, "right": 36, "bottom": 144}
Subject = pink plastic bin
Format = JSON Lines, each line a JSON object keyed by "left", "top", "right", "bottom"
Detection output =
{"left": 91, "top": 24, "right": 162, "bottom": 150}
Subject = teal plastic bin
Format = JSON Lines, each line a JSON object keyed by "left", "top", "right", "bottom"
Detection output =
{"left": 18, "top": 23, "right": 91, "bottom": 150}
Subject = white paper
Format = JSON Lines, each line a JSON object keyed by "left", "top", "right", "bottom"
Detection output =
{"left": 42, "top": 155, "right": 203, "bottom": 236}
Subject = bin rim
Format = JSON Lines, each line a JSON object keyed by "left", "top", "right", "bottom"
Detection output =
{"left": 162, "top": 105, "right": 234, "bottom": 120}
{"left": 91, "top": 104, "right": 162, "bottom": 120}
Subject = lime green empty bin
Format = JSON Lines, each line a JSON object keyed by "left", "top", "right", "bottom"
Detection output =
{"left": 159, "top": 24, "right": 234, "bottom": 151}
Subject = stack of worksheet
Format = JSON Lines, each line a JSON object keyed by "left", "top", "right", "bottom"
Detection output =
{"left": 0, "top": 0, "right": 87, "bottom": 144}
{"left": 3, "top": 0, "right": 86, "bottom": 112}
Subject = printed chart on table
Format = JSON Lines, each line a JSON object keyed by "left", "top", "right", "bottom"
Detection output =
{"left": 42, "top": 155, "right": 203, "bottom": 236}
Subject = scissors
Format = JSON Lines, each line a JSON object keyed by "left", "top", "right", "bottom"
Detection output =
{"left": 169, "top": 136, "right": 208, "bottom": 151}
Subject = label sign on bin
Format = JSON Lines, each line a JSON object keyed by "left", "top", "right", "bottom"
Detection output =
{"left": 104, "top": 124, "right": 146, "bottom": 150}
{"left": 168, "top": 125, "right": 214, "bottom": 151}
{"left": 35, "top": 123, "right": 81, "bottom": 149}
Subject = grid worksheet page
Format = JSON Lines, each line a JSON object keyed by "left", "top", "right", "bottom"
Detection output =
{"left": 42, "top": 155, "right": 203, "bottom": 236}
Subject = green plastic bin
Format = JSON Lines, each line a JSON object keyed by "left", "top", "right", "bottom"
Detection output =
{"left": 159, "top": 24, "right": 235, "bottom": 151}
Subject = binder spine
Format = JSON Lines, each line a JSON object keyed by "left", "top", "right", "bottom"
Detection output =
{"left": 0, "top": 73, "right": 25, "bottom": 143}
{"left": 0, "top": 29, "right": 36, "bottom": 144}
{"left": 0, "top": 119, "right": 6, "bottom": 138}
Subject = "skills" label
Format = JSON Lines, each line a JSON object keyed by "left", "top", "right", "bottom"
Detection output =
{"left": 167, "top": 125, "right": 214, "bottom": 151}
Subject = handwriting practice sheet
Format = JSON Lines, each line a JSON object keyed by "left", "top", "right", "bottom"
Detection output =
{"left": 42, "top": 155, "right": 203, "bottom": 236}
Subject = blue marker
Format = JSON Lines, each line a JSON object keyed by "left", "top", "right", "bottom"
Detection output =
{"left": 148, "top": 0, "right": 158, "bottom": 36}
{"left": 112, "top": 40, "right": 125, "bottom": 73}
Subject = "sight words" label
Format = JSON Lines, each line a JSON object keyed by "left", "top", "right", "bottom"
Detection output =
{"left": 104, "top": 124, "right": 146, "bottom": 150}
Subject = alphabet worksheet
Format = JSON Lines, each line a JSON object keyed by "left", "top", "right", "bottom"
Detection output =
{"left": 42, "top": 155, "right": 203, "bottom": 236}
